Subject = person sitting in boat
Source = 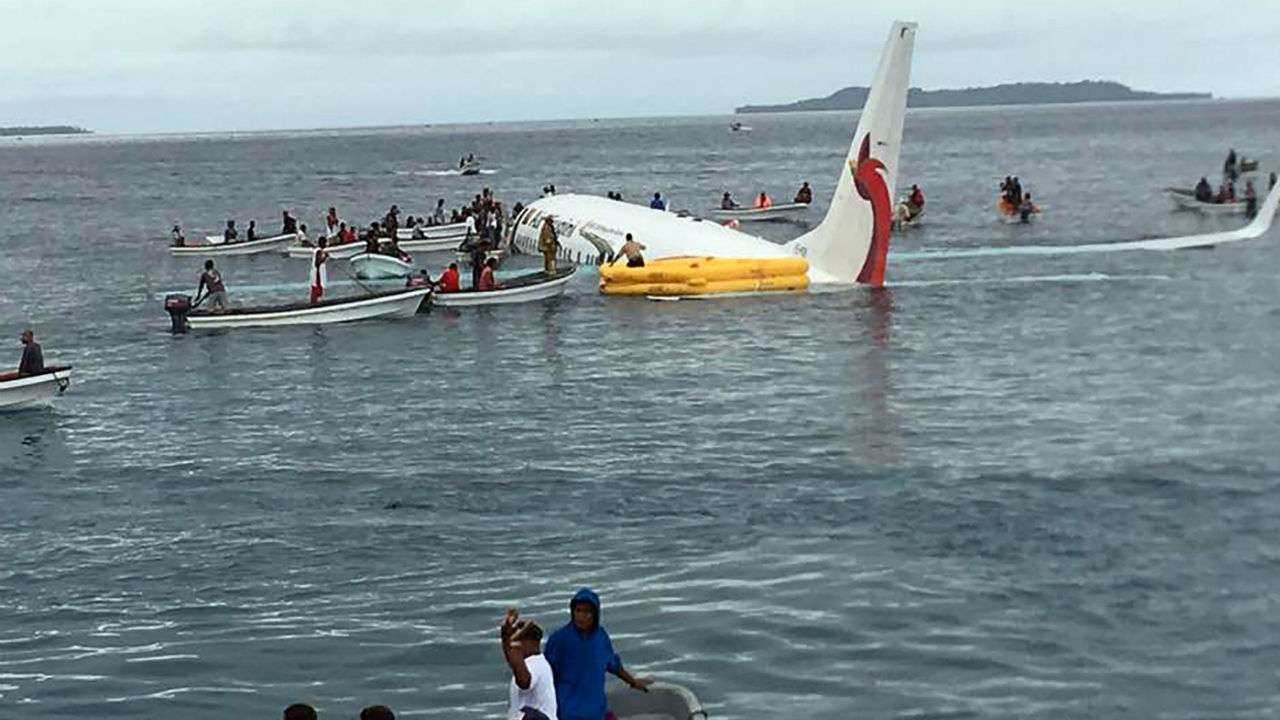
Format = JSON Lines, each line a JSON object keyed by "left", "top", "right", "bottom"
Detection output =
{"left": 1245, "top": 179, "right": 1258, "bottom": 217}
{"left": 245, "top": 220, "right": 258, "bottom": 243}
{"left": 538, "top": 216, "right": 559, "bottom": 274}
{"left": 310, "top": 237, "right": 329, "bottom": 305}
{"left": 223, "top": 220, "right": 238, "bottom": 243}
{"left": 1216, "top": 182, "right": 1235, "bottom": 204}
{"left": 385, "top": 237, "right": 411, "bottom": 263}
{"left": 720, "top": 192, "right": 738, "bottom": 210}
{"left": 196, "top": 259, "right": 228, "bottom": 312}
{"left": 477, "top": 257, "right": 502, "bottom": 292}
{"left": 170, "top": 222, "right": 185, "bottom": 247}
{"left": 545, "top": 588, "right": 651, "bottom": 720}
{"left": 406, "top": 269, "right": 432, "bottom": 288}
{"left": 613, "top": 233, "right": 647, "bottom": 268}
{"left": 1194, "top": 177, "right": 1214, "bottom": 203}
{"left": 436, "top": 262, "right": 461, "bottom": 293}
{"left": 794, "top": 182, "right": 812, "bottom": 205}
{"left": 1018, "top": 193, "right": 1038, "bottom": 223}
{"left": 282, "top": 210, "right": 298, "bottom": 236}
{"left": 501, "top": 609, "right": 558, "bottom": 720}
{"left": 364, "top": 225, "right": 381, "bottom": 254}
{"left": 649, "top": 192, "right": 666, "bottom": 211}
{"left": 17, "top": 329, "right": 44, "bottom": 378}
{"left": 753, "top": 192, "right": 773, "bottom": 209}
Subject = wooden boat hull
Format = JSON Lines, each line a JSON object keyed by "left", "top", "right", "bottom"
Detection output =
{"left": 351, "top": 253, "right": 413, "bottom": 279}
{"left": 708, "top": 202, "right": 810, "bottom": 222}
{"left": 396, "top": 222, "right": 468, "bottom": 241}
{"left": 284, "top": 242, "right": 365, "bottom": 259}
{"left": 1167, "top": 190, "right": 1249, "bottom": 215}
{"left": 170, "top": 233, "right": 298, "bottom": 256}
{"left": 606, "top": 683, "right": 705, "bottom": 720}
{"left": 0, "top": 366, "right": 72, "bottom": 410}
{"left": 185, "top": 288, "right": 429, "bottom": 329}
{"left": 431, "top": 268, "right": 575, "bottom": 307}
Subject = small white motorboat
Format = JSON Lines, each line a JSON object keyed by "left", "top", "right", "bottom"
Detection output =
{"left": 165, "top": 288, "right": 429, "bottom": 331}
{"left": 430, "top": 267, "right": 575, "bottom": 308}
{"left": 708, "top": 202, "right": 809, "bottom": 223}
{"left": 399, "top": 235, "right": 470, "bottom": 253}
{"left": 606, "top": 682, "right": 705, "bottom": 720}
{"left": 351, "top": 252, "right": 414, "bottom": 279}
{"left": 170, "top": 232, "right": 298, "bottom": 257}
{"left": 1165, "top": 188, "right": 1250, "bottom": 216}
{"left": 0, "top": 366, "right": 73, "bottom": 410}
{"left": 729, "top": 121, "right": 752, "bottom": 133}
{"left": 396, "top": 221, "right": 469, "bottom": 241}
{"left": 460, "top": 160, "right": 481, "bottom": 176}
{"left": 284, "top": 241, "right": 365, "bottom": 259}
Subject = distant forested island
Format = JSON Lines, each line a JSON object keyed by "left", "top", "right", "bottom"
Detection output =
{"left": 735, "top": 81, "right": 1211, "bottom": 113}
{"left": 0, "top": 125, "right": 92, "bottom": 137}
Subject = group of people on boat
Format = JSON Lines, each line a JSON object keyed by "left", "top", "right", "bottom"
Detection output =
{"left": 275, "top": 588, "right": 650, "bottom": 720}
{"left": 998, "top": 176, "right": 1039, "bottom": 221}
{"left": 718, "top": 182, "right": 812, "bottom": 210}
{"left": 170, "top": 211, "right": 307, "bottom": 248}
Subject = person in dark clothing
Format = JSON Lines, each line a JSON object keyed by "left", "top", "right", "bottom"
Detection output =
{"left": 1194, "top": 177, "right": 1213, "bottom": 203}
{"left": 544, "top": 588, "right": 651, "bottom": 720}
{"left": 282, "top": 211, "right": 298, "bottom": 235}
{"left": 223, "top": 220, "right": 237, "bottom": 242}
{"left": 794, "top": 182, "right": 813, "bottom": 204}
{"left": 18, "top": 329, "right": 44, "bottom": 377}
{"left": 282, "top": 703, "right": 316, "bottom": 720}
{"left": 246, "top": 220, "right": 258, "bottom": 242}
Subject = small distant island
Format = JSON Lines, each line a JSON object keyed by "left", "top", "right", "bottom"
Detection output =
{"left": 735, "top": 81, "right": 1211, "bottom": 113}
{"left": 0, "top": 125, "right": 92, "bottom": 137}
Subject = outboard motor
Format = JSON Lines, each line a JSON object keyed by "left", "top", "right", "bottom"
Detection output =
{"left": 164, "top": 293, "right": 191, "bottom": 334}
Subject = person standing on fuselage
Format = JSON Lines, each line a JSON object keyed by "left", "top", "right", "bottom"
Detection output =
{"left": 538, "top": 216, "right": 559, "bottom": 274}
{"left": 544, "top": 588, "right": 651, "bottom": 720}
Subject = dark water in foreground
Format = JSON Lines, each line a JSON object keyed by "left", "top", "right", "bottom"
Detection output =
{"left": 2, "top": 100, "right": 1280, "bottom": 719}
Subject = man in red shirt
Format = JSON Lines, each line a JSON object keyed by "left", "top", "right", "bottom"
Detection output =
{"left": 436, "top": 262, "right": 461, "bottom": 293}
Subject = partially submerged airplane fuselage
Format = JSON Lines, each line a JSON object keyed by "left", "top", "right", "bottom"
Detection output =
{"left": 511, "top": 21, "right": 920, "bottom": 293}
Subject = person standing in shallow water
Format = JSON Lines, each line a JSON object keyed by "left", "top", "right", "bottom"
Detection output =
{"left": 545, "top": 588, "right": 651, "bottom": 720}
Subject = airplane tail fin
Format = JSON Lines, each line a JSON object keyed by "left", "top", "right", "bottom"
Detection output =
{"left": 787, "top": 21, "right": 916, "bottom": 286}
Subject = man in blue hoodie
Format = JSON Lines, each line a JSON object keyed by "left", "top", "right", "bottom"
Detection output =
{"left": 544, "top": 588, "right": 651, "bottom": 720}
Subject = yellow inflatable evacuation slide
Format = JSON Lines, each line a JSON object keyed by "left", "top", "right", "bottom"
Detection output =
{"left": 599, "top": 256, "right": 810, "bottom": 297}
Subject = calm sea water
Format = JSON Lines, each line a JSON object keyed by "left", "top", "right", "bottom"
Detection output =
{"left": 2, "top": 100, "right": 1279, "bottom": 719}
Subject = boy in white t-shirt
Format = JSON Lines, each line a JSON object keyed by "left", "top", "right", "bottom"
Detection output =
{"left": 502, "top": 609, "right": 558, "bottom": 720}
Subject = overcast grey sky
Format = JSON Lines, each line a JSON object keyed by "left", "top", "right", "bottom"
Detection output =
{"left": 2, "top": 0, "right": 1277, "bottom": 133}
